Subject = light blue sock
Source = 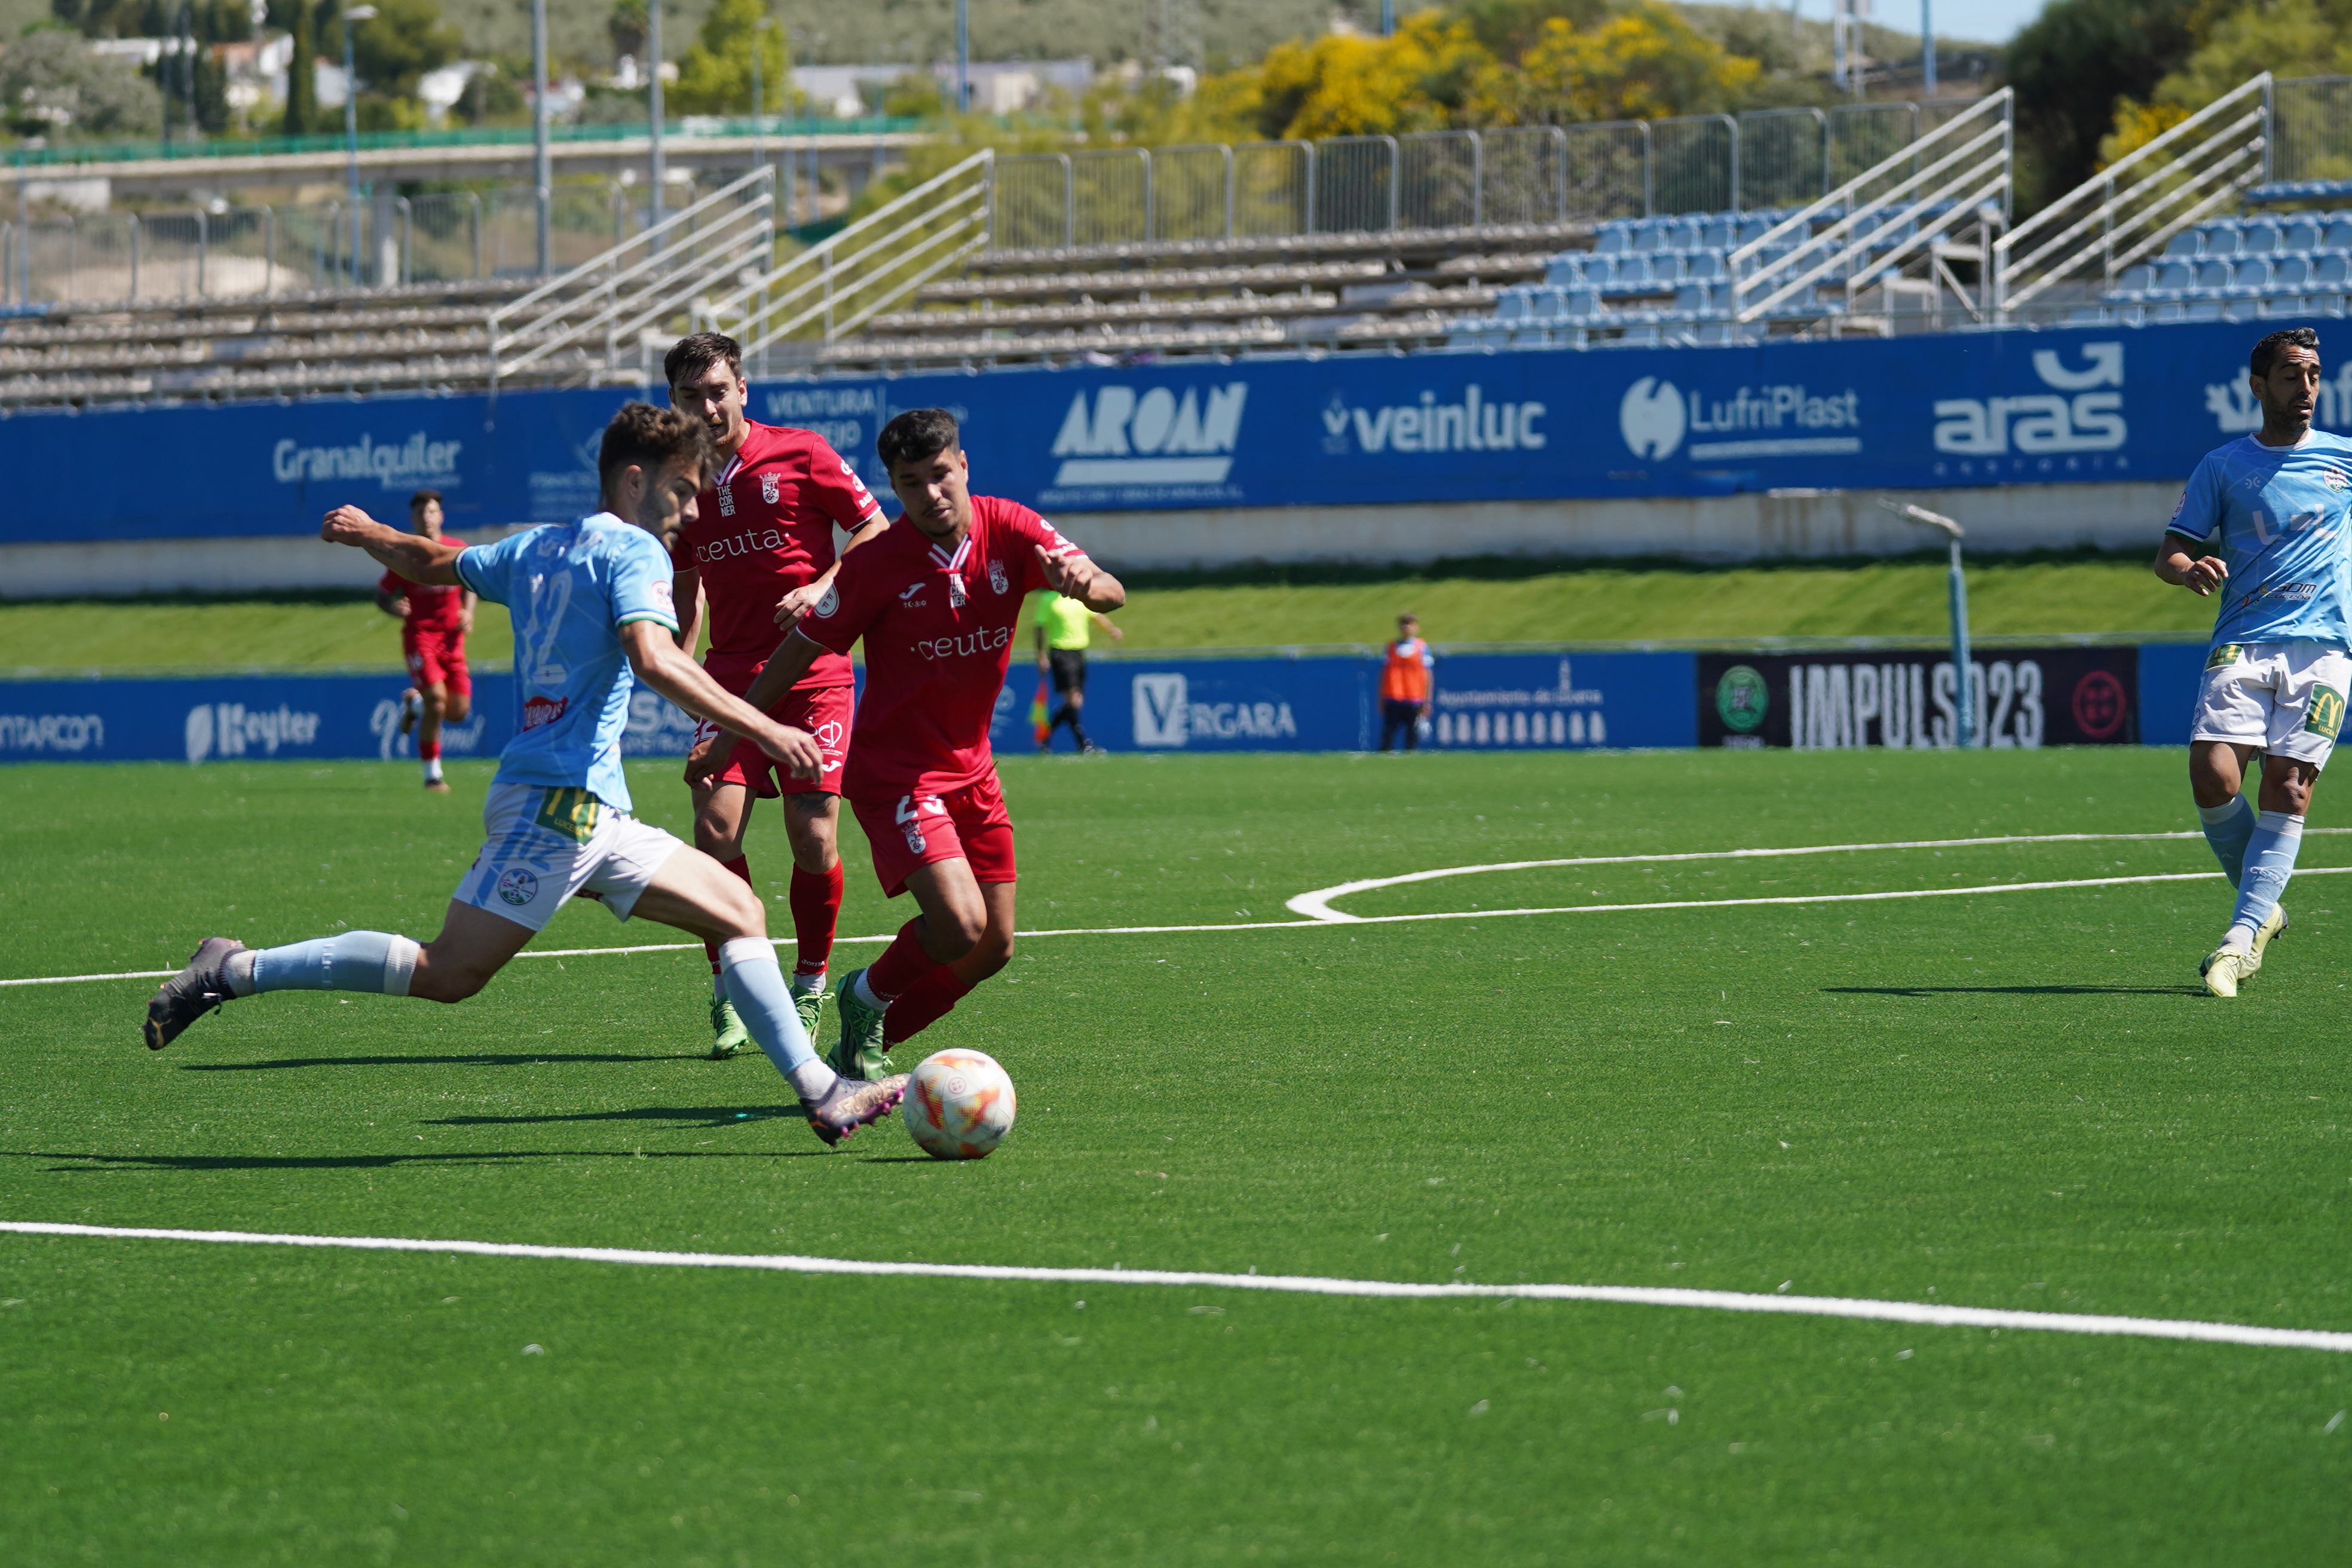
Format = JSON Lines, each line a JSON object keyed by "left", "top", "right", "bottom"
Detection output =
{"left": 2226, "top": 810, "right": 2304, "bottom": 948}
{"left": 719, "top": 938, "right": 837, "bottom": 1100}
{"left": 2197, "top": 795, "right": 2257, "bottom": 887}
{"left": 241, "top": 930, "right": 419, "bottom": 996}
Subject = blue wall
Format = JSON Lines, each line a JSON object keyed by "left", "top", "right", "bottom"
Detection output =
{"left": 3, "top": 318, "right": 2338, "bottom": 544}
{"left": 2, "top": 645, "right": 2198, "bottom": 765}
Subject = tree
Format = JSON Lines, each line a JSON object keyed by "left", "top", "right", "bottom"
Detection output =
{"left": 669, "top": 0, "right": 788, "bottom": 115}
{"left": 0, "top": 27, "right": 164, "bottom": 138}
{"left": 283, "top": 0, "right": 317, "bottom": 131}
{"left": 1244, "top": 13, "right": 1497, "bottom": 139}
{"left": 2002, "top": 0, "right": 2204, "bottom": 209}
{"left": 1475, "top": 2, "right": 1760, "bottom": 124}
{"left": 342, "top": 0, "right": 463, "bottom": 104}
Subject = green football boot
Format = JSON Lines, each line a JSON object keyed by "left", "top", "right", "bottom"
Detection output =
{"left": 826, "top": 967, "right": 896, "bottom": 1082}
{"left": 709, "top": 996, "right": 753, "bottom": 1059}
{"left": 792, "top": 978, "right": 828, "bottom": 1045}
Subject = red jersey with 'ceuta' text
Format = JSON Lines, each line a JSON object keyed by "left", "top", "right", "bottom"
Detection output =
{"left": 800, "top": 496, "right": 1078, "bottom": 797}
{"left": 669, "top": 420, "right": 881, "bottom": 690}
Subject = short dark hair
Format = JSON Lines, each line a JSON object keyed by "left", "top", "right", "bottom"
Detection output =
{"left": 2252, "top": 327, "right": 2320, "bottom": 378}
{"left": 877, "top": 408, "right": 960, "bottom": 471}
{"left": 409, "top": 488, "right": 442, "bottom": 512}
{"left": 598, "top": 402, "right": 710, "bottom": 490}
{"left": 664, "top": 331, "right": 743, "bottom": 388}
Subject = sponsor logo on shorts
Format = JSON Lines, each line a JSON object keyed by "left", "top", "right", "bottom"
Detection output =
{"left": 533, "top": 786, "right": 602, "bottom": 844}
{"left": 2305, "top": 685, "right": 2347, "bottom": 741}
{"left": 2207, "top": 643, "right": 2243, "bottom": 671}
{"left": 813, "top": 719, "right": 846, "bottom": 760}
{"left": 497, "top": 869, "right": 540, "bottom": 905}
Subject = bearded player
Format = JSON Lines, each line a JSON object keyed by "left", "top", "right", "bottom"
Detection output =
{"left": 2157, "top": 326, "right": 2352, "bottom": 996}
{"left": 378, "top": 488, "right": 475, "bottom": 792}
{"left": 143, "top": 403, "right": 905, "bottom": 1146}
{"left": 666, "top": 333, "right": 889, "bottom": 1059}
{"left": 688, "top": 408, "right": 1126, "bottom": 1079}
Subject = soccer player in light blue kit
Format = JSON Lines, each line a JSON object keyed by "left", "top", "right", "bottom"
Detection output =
{"left": 142, "top": 403, "right": 909, "bottom": 1144}
{"left": 2156, "top": 327, "right": 2352, "bottom": 997}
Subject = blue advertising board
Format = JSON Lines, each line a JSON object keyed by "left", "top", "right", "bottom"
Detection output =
{"left": 2, "top": 318, "right": 2336, "bottom": 545}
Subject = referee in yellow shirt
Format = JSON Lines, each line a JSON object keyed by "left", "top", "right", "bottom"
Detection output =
{"left": 1034, "top": 590, "right": 1122, "bottom": 754}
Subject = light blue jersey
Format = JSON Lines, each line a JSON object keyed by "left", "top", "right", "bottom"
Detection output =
{"left": 455, "top": 512, "right": 679, "bottom": 812}
{"left": 2167, "top": 430, "right": 2352, "bottom": 649}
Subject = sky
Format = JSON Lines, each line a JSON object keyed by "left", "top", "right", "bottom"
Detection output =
{"left": 1793, "top": 0, "right": 2051, "bottom": 44}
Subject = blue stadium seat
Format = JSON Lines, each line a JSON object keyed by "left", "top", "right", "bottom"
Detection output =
{"left": 2154, "top": 259, "right": 2195, "bottom": 293}
{"left": 2244, "top": 222, "right": 2284, "bottom": 255}
{"left": 2325, "top": 221, "right": 2352, "bottom": 250}
{"left": 2283, "top": 219, "right": 2322, "bottom": 252}
{"left": 1687, "top": 250, "right": 1726, "bottom": 282}
{"left": 2275, "top": 255, "right": 2313, "bottom": 289}
{"left": 2319, "top": 253, "right": 2352, "bottom": 289}
{"left": 1699, "top": 218, "right": 1734, "bottom": 250}
{"left": 2231, "top": 258, "right": 2274, "bottom": 295}
{"left": 1594, "top": 226, "right": 1632, "bottom": 256}
{"left": 2203, "top": 223, "right": 2244, "bottom": 258}
{"left": 2163, "top": 229, "right": 2204, "bottom": 258}
{"left": 2195, "top": 259, "right": 2233, "bottom": 292}
{"left": 2115, "top": 264, "right": 2154, "bottom": 296}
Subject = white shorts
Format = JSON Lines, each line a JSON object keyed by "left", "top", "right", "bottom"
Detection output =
{"left": 2191, "top": 641, "right": 2352, "bottom": 765}
{"left": 454, "top": 781, "right": 685, "bottom": 932}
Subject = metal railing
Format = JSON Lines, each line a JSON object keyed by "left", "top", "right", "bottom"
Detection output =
{"left": 489, "top": 166, "right": 775, "bottom": 391}
{"left": 985, "top": 100, "right": 1982, "bottom": 250}
{"left": 0, "top": 185, "right": 675, "bottom": 306}
{"left": 713, "top": 150, "right": 994, "bottom": 366}
{"left": 1992, "top": 74, "right": 2270, "bottom": 319}
{"left": 1734, "top": 88, "right": 2014, "bottom": 324}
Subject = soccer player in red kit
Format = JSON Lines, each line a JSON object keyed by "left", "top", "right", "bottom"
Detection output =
{"left": 666, "top": 332, "right": 890, "bottom": 1058}
{"left": 690, "top": 407, "right": 1126, "bottom": 1079}
{"left": 376, "top": 488, "right": 474, "bottom": 792}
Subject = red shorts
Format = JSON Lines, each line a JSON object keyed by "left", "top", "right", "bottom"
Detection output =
{"left": 404, "top": 628, "right": 470, "bottom": 696}
{"left": 694, "top": 668, "right": 851, "bottom": 798}
{"left": 850, "top": 771, "right": 1016, "bottom": 898}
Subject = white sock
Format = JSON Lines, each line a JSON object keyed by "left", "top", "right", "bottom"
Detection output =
{"left": 422, "top": 757, "right": 445, "bottom": 783}
{"left": 717, "top": 937, "right": 838, "bottom": 1101}
{"left": 712, "top": 971, "right": 728, "bottom": 1004}
{"left": 789, "top": 967, "right": 826, "bottom": 997}
{"left": 852, "top": 969, "right": 887, "bottom": 1010}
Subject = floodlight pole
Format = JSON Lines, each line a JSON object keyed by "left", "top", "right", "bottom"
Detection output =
{"left": 1881, "top": 498, "right": 1973, "bottom": 749}
{"left": 341, "top": 3, "right": 377, "bottom": 286}
{"left": 532, "top": 0, "right": 550, "bottom": 275}
{"left": 1921, "top": 0, "right": 1936, "bottom": 94}
{"left": 649, "top": 0, "right": 665, "bottom": 238}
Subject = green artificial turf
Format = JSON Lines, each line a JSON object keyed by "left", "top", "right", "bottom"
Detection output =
{"left": 0, "top": 552, "right": 2212, "bottom": 675}
{"left": 1, "top": 750, "right": 2347, "bottom": 1564}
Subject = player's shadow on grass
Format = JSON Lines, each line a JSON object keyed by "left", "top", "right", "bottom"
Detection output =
{"left": 5, "top": 1145, "right": 832, "bottom": 1174}
{"left": 425, "top": 1106, "right": 791, "bottom": 1131}
{"left": 1823, "top": 985, "right": 2193, "bottom": 997}
{"left": 180, "top": 1051, "right": 706, "bottom": 1071}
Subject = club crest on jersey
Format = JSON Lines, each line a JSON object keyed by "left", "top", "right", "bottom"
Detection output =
{"left": 760, "top": 473, "right": 781, "bottom": 504}
{"left": 987, "top": 559, "right": 1009, "bottom": 595}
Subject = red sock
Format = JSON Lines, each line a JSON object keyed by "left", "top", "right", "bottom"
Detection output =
{"left": 789, "top": 862, "right": 844, "bottom": 976}
{"left": 884, "top": 967, "right": 972, "bottom": 1046}
{"left": 419, "top": 739, "right": 441, "bottom": 761}
{"left": 702, "top": 855, "right": 755, "bottom": 976}
{"left": 866, "top": 920, "right": 943, "bottom": 999}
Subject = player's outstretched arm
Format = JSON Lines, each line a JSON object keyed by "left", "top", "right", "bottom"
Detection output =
{"left": 1037, "top": 546, "right": 1126, "bottom": 614}
{"left": 2154, "top": 536, "right": 2228, "bottom": 596}
{"left": 324, "top": 506, "right": 466, "bottom": 586}
{"left": 621, "top": 622, "right": 825, "bottom": 780}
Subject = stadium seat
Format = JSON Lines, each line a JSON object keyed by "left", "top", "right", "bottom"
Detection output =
{"left": 2243, "top": 222, "right": 2283, "bottom": 255}
{"left": 2284, "top": 219, "right": 2322, "bottom": 252}
{"left": 2162, "top": 229, "right": 2204, "bottom": 259}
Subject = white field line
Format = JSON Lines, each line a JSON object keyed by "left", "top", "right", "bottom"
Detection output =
{"left": 11, "top": 831, "right": 2344, "bottom": 990}
{"left": 1284, "top": 828, "right": 2352, "bottom": 921}
{"left": 1, "top": 1220, "right": 2345, "bottom": 1355}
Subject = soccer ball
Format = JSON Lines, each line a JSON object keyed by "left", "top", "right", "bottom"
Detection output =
{"left": 904, "top": 1049, "right": 1018, "bottom": 1160}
